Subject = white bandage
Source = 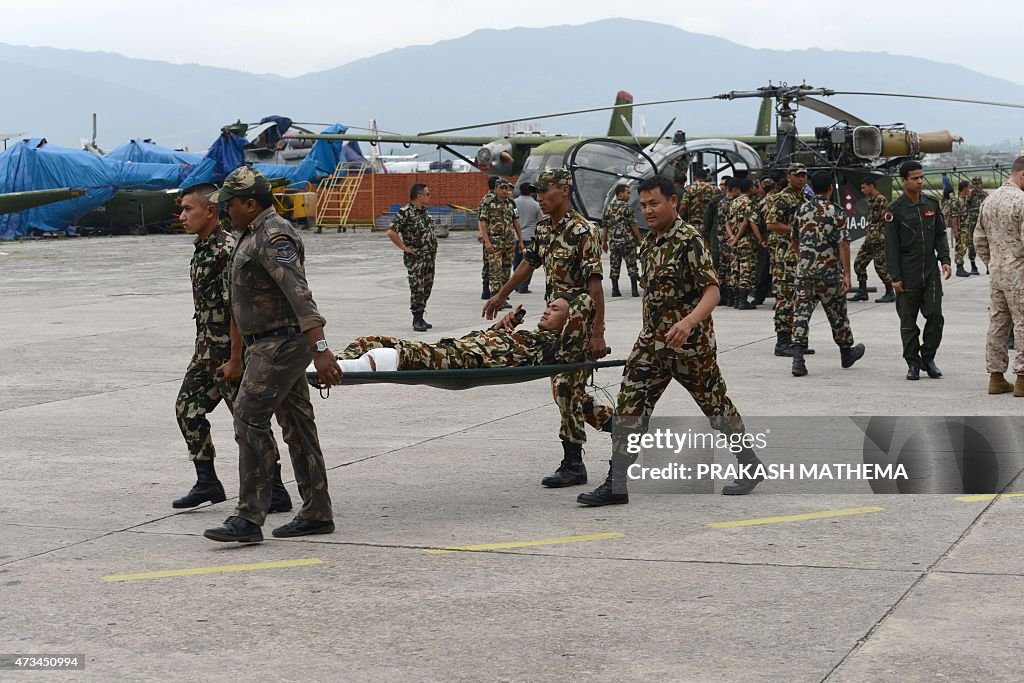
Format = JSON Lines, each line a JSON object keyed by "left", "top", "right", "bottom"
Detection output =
{"left": 338, "top": 356, "right": 374, "bottom": 373}
{"left": 366, "top": 347, "right": 399, "bottom": 371}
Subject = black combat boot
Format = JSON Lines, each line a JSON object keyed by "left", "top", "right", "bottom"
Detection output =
{"left": 736, "top": 289, "right": 756, "bottom": 310}
{"left": 721, "top": 448, "right": 765, "bottom": 495}
{"left": 970, "top": 258, "right": 980, "bottom": 275}
{"left": 840, "top": 343, "right": 866, "bottom": 369}
{"left": 775, "top": 331, "right": 794, "bottom": 357}
{"left": 412, "top": 312, "right": 428, "bottom": 332}
{"left": 906, "top": 363, "right": 921, "bottom": 380}
{"left": 848, "top": 278, "right": 869, "bottom": 302}
{"left": 269, "top": 463, "right": 293, "bottom": 513}
{"left": 791, "top": 344, "right": 808, "bottom": 377}
{"left": 875, "top": 283, "right": 895, "bottom": 303}
{"left": 611, "top": 279, "right": 621, "bottom": 297}
{"left": 203, "top": 516, "right": 263, "bottom": 543}
{"left": 955, "top": 264, "right": 970, "bottom": 277}
{"left": 630, "top": 276, "right": 640, "bottom": 297}
{"left": 172, "top": 459, "right": 226, "bottom": 509}
{"left": 481, "top": 283, "right": 491, "bottom": 300}
{"left": 421, "top": 312, "right": 433, "bottom": 329}
{"left": 541, "top": 439, "right": 588, "bottom": 488}
{"left": 576, "top": 460, "right": 629, "bottom": 506}
{"left": 923, "top": 359, "right": 943, "bottom": 379}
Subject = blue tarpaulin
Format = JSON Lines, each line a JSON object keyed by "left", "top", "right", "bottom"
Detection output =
{"left": 106, "top": 139, "right": 203, "bottom": 166}
{"left": 0, "top": 138, "right": 186, "bottom": 239}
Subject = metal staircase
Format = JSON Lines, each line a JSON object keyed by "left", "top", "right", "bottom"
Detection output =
{"left": 315, "top": 162, "right": 367, "bottom": 232}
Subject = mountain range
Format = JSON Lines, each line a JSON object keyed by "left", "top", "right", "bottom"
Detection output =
{"left": 1, "top": 19, "right": 1021, "bottom": 152}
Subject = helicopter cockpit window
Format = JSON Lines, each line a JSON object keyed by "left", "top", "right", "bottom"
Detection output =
{"left": 566, "top": 139, "right": 656, "bottom": 222}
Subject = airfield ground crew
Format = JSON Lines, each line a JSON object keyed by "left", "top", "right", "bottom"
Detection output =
{"left": 949, "top": 180, "right": 971, "bottom": 276}
{"left": 789, "top": 171, "right": 866, "bottom": 377}
{"left": 848, "top": 176, "right": 895, "bottom": 303}
{"left": 725, "top": 177, "right": 763, "bottom": 310}
{"left": 884, "top": 161, "right": 952, "bottom": 381}
{"left": 483, "top": 168, "right": 608, "bottom": 490}
{"left": 479, "top": 178, "right": 522, "bottom": 303}
{"left": 202, "top": 166, "right": 340, "bottom": 544}
{"left": 974, "top": 156, "right": 1024, "bottom": 396}
{"left": 387, "top": 183, "right": 438, "bottom": 332}
{"left": 172, "top": 182, "right": 292, "bottom": 513}
{"left": 601, "top": 183, "right": 642, "bottom": 297}
{"left": 576, "top": 175, "right": 764, "bottom": 506}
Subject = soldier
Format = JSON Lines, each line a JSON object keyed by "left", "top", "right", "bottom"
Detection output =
{"left": 483, "top": 168, "right": 608, "bottom": 489}
{"left": 577, "top": 175, "right": 765, "bottom": 506}
{"left": 965, "top": 177, "right": 987, "bottom": 275}
{"left": 172, "top": 184, "right": 293, "bottom": 512}
{"left": 479, "top": 178, "right": 522, "bottom": 306}
{"left": 790, "top": 171, "right": 866, "bottom": 376}
{"left": 750, "top": 176, "right": 776, "bottom": 305}
{"left": 950, "top": 180, "right": 972, "bottom": 277}
{"left": 703, "top": 175, "right": 730, "bottom": 273}
{"left": 601, "top": 183, "right": 642, "bottom": 297}
{"left": 884, "top": 161, "right": 952, "bottom": 381}
{"left": 848, "top": 177, "right": 895, "bottom": 303}
{"left": 203, "top": 167, "right": 341, "bottom": 544}
{"left": 387, "top": 183, "right": 438, "bottom": 332}
{"left": 725, "top": 178, "right": 764, "bottom": 310}
{"left": 478, "top": 176, "right": 499, "bottom": 299}
{"left": 714, "top": 179, "right": 735, "bottom": 307}
{"left": 678, "top": 167, "right": 716, "bottom": 239}
{"left": 764, "top": 164, "right": 814, "bottom": 357}
{"left": 974, "top": 156, "right": 1024, "bottom": 396}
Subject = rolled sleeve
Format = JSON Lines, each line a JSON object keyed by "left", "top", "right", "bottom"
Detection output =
{"left": 577, "top": 228, "right": 603, "bottom": 281}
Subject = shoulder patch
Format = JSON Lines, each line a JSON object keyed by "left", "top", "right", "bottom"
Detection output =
{"left": 272, "top": 236, "right": 298, "bottom": 264}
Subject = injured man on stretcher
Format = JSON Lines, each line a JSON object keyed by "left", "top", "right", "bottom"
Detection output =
{"left": 330, "top": 293, "right": 596, "bottom": 374}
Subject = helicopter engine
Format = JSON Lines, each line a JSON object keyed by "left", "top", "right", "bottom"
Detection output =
{"left": 475, "top": 140, "right": 517, "bottom": 176}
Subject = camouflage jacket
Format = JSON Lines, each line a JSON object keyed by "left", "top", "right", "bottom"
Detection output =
{"left": 764, "top": 186, "right": 806, "bottom": 272}
{"left": 602, "top": 198, "right": 637, "bottom": 245}
{"left": 967, "top": 187, "right": 987, "bottom": 222}
{"left": 715, "top": 196, "right": 732, "bottom": 240}
{"left": 638, "top": 218, "right": 718, "bottom": 359}
{"left": 793, "top": 196, "right": 849, "bottom": 281}
{"left": 390, "top": 203, "right": 437, "bottom": 252}
{"left": 230, "top": 207, "right": 326, "bottom": 336}
{"left": 866, "top": 193, "right": 887, "bottom": 236}
{"left": 975, "top": 182, "right": 1024, "bottom": 291}
{"left": 191, "top": 228, "right": 235, "bottom": 362}
{"left": 479, "top": 195, "right": 518, "bottom": 245}
{"left": 727, "top": 195, "right": 757, "bottom": 243}
{"left": 523, "top": 209, "right": 603, "bottom": 299}
{"left": 679, "top": 181, "right": 717, "bottom": 227}
{"left": 944, "top": 195, "right": 968, "bottom": 228}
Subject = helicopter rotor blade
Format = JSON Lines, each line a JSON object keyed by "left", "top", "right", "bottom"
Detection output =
{"left": 800, "top": 97, "right": 869, "bottom": 126}
{"left": 832, "top": 91, "right": 1024, "bottom": 110}
{"left": 418, "top": 96, "right": 717, "bottom": 136}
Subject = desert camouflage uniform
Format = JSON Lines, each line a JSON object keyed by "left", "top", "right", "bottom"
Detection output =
{"left": 965, "top": 185, "right": 987, "bottom": 260}
{"left": 523, "top": 203, "right": 604, "bottom": 444}
{"left": 975, "top": 182, "right": 1024, "bottom": 375}
{"left": 175, "top": 228, "right": 238, "bottom": 462}
{"left": 727, "top": 194, "right": 758, "bottom": 290}
{"left": 226, "top": 177, "right": 332, "bottom": 527}
{"left": 853, "top": 193, "right": 891, "bottom": 284}
{"left": 391, "top": 203, "right": 438, "bottom": 314}
{"left": 480, "top": 193, "right": 517, "bottom": 293}
{"left": 946, "top": 194, "right": 969, "bottom": 264}
{"left": 679, "top": 180, "right": 717, "bottom": 239}
{"left": 715, "top": 195, "right": 733, "bottom": 291}
{"left": 763, "top": 186, "right": 806, "bottom": 334}
{"left": 603, "top": 197, "right": 638, "bottom": 280}
{"left": 792, "top": 196, "right": 855, "bottom": 349}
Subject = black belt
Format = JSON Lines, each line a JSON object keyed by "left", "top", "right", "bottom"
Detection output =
{"left": 242, "top": 326, "right": 300, "bottom": 346}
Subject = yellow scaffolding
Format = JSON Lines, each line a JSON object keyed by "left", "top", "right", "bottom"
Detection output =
{"left": 315, "top": 162, "right": 367, "bottom": 233}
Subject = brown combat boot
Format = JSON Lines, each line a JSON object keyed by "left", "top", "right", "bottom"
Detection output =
{"left": 989, "top": 373, "right": 1014, "bottom": 394}
{"left": 1015, "top": 374, "right": 1024, "bottom": 397}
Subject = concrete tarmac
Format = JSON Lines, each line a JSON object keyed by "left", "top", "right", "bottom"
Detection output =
{"left": 0, "top": 230, "right": 1021, "bottom": 682}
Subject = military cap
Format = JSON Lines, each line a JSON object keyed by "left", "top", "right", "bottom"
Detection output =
{"left": 495, "top": 178, "right": 513, "bottom": 189}
{"left": 207, "top": 166, "right": 272, "bottom": 203}
{"left": 787, "top": 163, "right": 808, "bottom": 175}
{"left": 531, "top": 167, "right": 573, "bottom": 191}
{"left": 760, "top": 177, "right": 776, "bottom": 189}
{"left": 972, "top": 176, "right": 983, "bottom": 184}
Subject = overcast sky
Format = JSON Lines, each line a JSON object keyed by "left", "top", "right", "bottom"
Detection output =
{"left": 0, "top": 1, "right": 1018, "bottom": 85}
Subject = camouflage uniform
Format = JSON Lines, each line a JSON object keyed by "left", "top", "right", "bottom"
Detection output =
{"left": 175, "top": 228, "right": 238, "bottom": 462}
{"left": 214, "top": 167, "right": 333, "bottom": 527}
{"left": 727, "top": 194, "right": 758, "bottom": 290}
{"left": 390, "top": 203, "right": 438, "bottom": 314}
{"left": 763, "top": 186, "right": 806, "bottom": 334}
{"left": 946, "top": 194, "right": 969, "bottom": 264}
{"left": 679, "top": 180, "right": 717, "bottom": 239}
{"left": 974, "top": 182, "right": 1024, "bottom": 375}
{"left": 792, "top": 196, "right": 855, "bottom": 349}
{"left": 715, "top": 195, "right": 733, "bottom": 291}
{"left": 602, "top": 197, "right": 638, "bottom": 280}
{"left": 480, "top": 192, "right": 518, "bottom": 293}
{"left": 523, "top": 170, "right": 604, "bottom": 445}
{"left": 478, "top": 190, "right": 494, "bottom": 288}
{"left": 966, "top": 185, "right": 987, "bottom": 261}
{"left": 853, "top": 193, "right": 891, "bottom": 284}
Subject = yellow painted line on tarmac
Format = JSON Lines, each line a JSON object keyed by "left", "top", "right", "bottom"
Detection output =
{"left": 424, "top": 532, "right": 624, "bottom": 555}
{"left": 706, "top": 506, "right": 884, "bottom": 528}
{"left": 955, "top": 492, "right": 1024, "bottom": 503}
{"left": 102, "top": 558, "right": 323, "bottom": 582}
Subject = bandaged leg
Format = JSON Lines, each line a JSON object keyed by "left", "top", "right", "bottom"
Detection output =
{"left": 311, "top": 347, "right": 400, "bottom": 374}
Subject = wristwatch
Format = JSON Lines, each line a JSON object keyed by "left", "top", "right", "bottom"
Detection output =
{"left": 313, "top": 339, "right": 329, "bottom": 353}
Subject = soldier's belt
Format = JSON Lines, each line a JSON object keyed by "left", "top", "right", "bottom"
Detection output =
{"left": 242, "top": 325, "right": 300, "bottom": 346}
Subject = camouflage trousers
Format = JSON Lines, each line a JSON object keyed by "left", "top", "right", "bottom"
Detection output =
{"left": 481, "top": 244, "right": 489, "bottom": 287}
{"left": 792, "top": 278, "right": 855, "bottom": 349}
{"left": 553, "top": 369, "right": 615, "bottom": 444}
{"left": 773, "top": 276, "right": 796, "bottom": 335}
{"left": 987, "top": 286, "right": 1024, "bottom": 375}
{"left": 608, "top": 240, "right": 638, "bottom": 281}
{"left": 853, "top": 228, "right": 891, "bottom": 284}
{"left": 234, "top": 335, "right": 332, "bottom": 526}
{"left": 717, "top": 242, "right": 734, "bottom": 289}
{"left": 339, "top": 334, "right": 480, "bottom": 370}
{"left": 175, "top": 355, "right": 238, "bottom": 461}
{"left": 486, "top": 241, "right": 514, "bottom": 294}
{"left": 404, "top": 248, "right": 436, "bottom": 314}
{"left": 732, "top": 238, "right": 757, "bottom": 290}
{"left": 954, "top": 220, "right": 978, "bottom": 265}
